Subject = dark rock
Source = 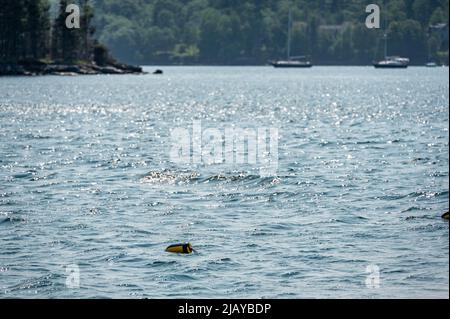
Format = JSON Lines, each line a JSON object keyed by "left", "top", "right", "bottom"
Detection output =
{"left": 99, "top": 66, "right": 124, "bottom": 74}
{"left": 18, "top": 59, "right": 47, "bottom": 73}
{"left": 111, "top": 62, "right": 143, "bottom": 73}
{"left": 1, "top": 60, "right": 146, "bottom": 76}
{"left": 0, "top": 63, "right": 29, "bottom": 76}
{"left": 153, "top": 69, "right": 163, "bottom": 74}
{"left": 45, "top": 65, "right": 82, "bottom": 74}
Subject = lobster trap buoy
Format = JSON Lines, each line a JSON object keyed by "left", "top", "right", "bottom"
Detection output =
{"left": 165, "top": 243, "right": 194, "bottom": 254}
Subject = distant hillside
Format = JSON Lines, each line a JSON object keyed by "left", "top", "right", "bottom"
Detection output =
{"left": 93, "top": 0, "right": 449, "bottom": 65}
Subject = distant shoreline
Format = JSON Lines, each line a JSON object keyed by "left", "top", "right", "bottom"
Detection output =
{"left": 1, "top": 63, "right": 448, "bottom": 76}
{"left": 140, "top": 64, "right": 449, "bottom": 67}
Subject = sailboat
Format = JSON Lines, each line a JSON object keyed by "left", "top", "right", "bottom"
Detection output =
{"left": 373, "top": 33, "right": 409, "bottom": 68}
{"left": 270, "top": 9, "right": 312, "bottom": 68}
{"left": 373, "top": 9, "right": 409, "bottom": 68}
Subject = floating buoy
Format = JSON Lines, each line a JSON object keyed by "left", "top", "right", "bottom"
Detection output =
{"left": 442, "top": 212, "right": 449, "bottom": 220}
{"left": 165, "top": 243, "right": 194, "bottom": 254}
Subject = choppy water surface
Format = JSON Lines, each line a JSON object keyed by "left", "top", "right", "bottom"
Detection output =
{"left": 0, "top": 67, "right": 448, "bottom": 298}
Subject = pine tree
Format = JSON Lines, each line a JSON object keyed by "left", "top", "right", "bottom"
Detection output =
{"left": 0, "top": 0, "right": 27, "bottom": 63}
{"left": 80, "top": 0, "right": 95, "bottom": 61}
{"left": 1, "top": 0, "right": 102, "bottom": 70}
{"left": 24, "top": 0, "right": 51, "bottom": 60}
{"left": 52, "top": 0, "right": 81, "bottom": 63}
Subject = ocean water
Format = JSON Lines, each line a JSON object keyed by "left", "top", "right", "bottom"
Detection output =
{"left": 0, "top": 66, "right": 448, "bottom": 299}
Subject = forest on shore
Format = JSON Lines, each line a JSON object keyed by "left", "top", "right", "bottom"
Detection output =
{"left": 94, "top": 0, "right": 449, "bottom": 65}
{"left": 1, "top": 0, "right": 449, "bottom": 68}
{"left": 1, "top": 1, "right": 97, "bottom": 64}
{"left": 0, "top": 0, "right": 142, "bottom": 75}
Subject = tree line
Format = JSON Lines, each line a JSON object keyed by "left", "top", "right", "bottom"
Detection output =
{"left": 1, "top": 0, "right": 449, "bottom": 66}
{"left": 0, "top": 0, "right": 99, "bottom": 64}
{"left": 94, "top": 0, "right": 449, "bottom": 65}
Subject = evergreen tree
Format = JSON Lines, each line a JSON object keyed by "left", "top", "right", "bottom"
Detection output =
{"left": 52, "top": 0, "right": 81, "bottom": 63}
{"left": 80, "top": 0, "right": 95, "bottom": 61}
{"left": 0, "top": 0, "right": 27, "bottom": 62}
{"left": 24, "top": 0, "right": 51, "bottom": 60}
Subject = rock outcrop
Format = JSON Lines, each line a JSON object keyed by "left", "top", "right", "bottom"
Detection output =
{"left": 0, "top": 60, "right": 146, "bottom": 76}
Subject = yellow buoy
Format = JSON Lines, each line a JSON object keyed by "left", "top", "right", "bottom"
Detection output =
{"left": 442, "top": 212, "right": 449, "bottom": 220}
{"left": 165, "top": 243, "right": 194, "bottom": 254}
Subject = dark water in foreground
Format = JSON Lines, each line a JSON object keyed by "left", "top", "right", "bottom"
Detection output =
{"left": 0, "top": 66, "right": 448, "bottom": 298}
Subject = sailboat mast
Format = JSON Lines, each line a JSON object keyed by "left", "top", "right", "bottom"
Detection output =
{"left": 287, "top": 8, "right": 292, "bottom": 60}
{"left": 383, "top": 0, "right": 388, "bottom": 59}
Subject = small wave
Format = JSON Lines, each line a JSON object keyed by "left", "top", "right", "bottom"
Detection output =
{"left": 378, "top": 191, "right": 448, "bottom": 201}
{"left": 141, "top": 170, "right": 277, "bottom": 186}
{"left": 408, "top": 223, "right": 448, "bottom": 231}
{"left": 355, "top": 140, "right": 380, "bottom": 145}
{"left": 165, "top": 274, "right": 196, "bottom": 281}
{"left": 429, "top": 171, "right": 448, "bottom": 177}
{"left": 21, "top": 133, "right": 52, "bottom": 140}
{"left": 325, "top": 215, "right": 368, "bottom": 225}
{"left": 249, "top": 231, "right": 276, "bottom": 237}
{"left": 12, "top": 170, "right": 37, "bottom": 179}
{"left": 63, "top": 223, "right": 89, "bottom": 231}
{"left": 208, "top": 258, "right": 234, "bottom": 264}
{"left": 200, "top": 173, "right": 260, "bottom": 183}
{"left": 148, "top": 260, "right": 178, "bottom": 267}
{"left": 377, "top": 194, "right": 408, "bottom": 200}
{"left": 105, "top": 252, "right": 127, "bottom": 263}
{"left": 405, "top": 215, "right": 436, "bottom": 221}
{"left": 0, "top": 192, "right": 13, "bottom": 198}
{"left": 0, "top": 214, "right": 26, "bottom": 225}
{"left": 141, "top": 170, "right": 200, "bottom": 185}
{"left": 412, "top": 157, "right": 431, "bottom": 163}
{"left": 409, "top": 191, "right": 448, "bottom": 199}
{"left": 401, "top": 206, "right": 432, "bottom": 213}
{"left": 7, "top": 273, "right": 59, "bottom": 292}
{"left": 281, "top": 271, "right": 301, "bottom": 278}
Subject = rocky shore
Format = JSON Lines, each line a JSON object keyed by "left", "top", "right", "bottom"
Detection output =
{"left": 0, "top": 60, "right": 146, "bottom": 76}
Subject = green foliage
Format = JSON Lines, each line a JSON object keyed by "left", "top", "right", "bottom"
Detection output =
{"left": 1, "top": 0, "right": 449, "bottom": 65}
{"left": 0, "top": 0, "right": 95, "bottom": 64}
{"left": 93, "top": 0, "right": 450, "bottom": 65}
